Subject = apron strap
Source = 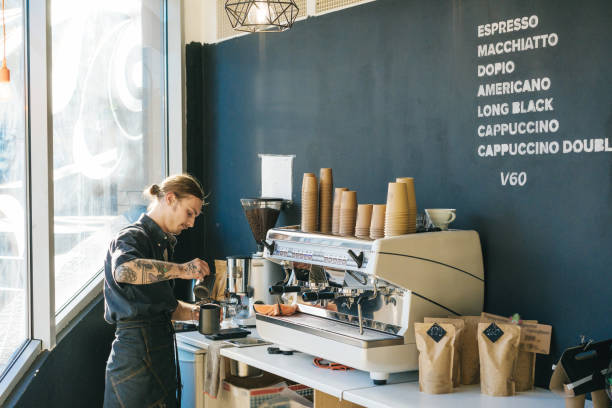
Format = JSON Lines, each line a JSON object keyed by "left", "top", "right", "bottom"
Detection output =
{"left": 168, "top": 316, "right": 182, "bottom": 408}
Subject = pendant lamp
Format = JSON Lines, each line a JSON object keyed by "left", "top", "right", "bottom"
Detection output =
{"left": 225, "top": 0, "right": 299, "bottom": 33}
{"left": 0, "top": 0, "right": 9, "bottom": 83}
{"left": 0, "top": 0, "right": 10, "bottom": 102}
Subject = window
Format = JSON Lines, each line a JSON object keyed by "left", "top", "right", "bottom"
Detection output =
{"left": 0, "top": 0, "right": 182, "bottom": 401}
{"left": 51, "top": 0, "right": 167, "bottom": 312}
{"left": 0, "top": 0, "right": 28, "bottom": 374}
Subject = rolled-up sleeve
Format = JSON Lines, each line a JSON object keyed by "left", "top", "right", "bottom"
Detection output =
{"left": 110, "top": 229, "right": 150, "bottom": 283}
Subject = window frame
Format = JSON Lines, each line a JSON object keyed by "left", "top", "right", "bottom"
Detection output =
{"left": 0, "top": 1, "right": 49, "bottom": 404}
{"left": 0, "top": 340, "right": 41, "bottom": 405}
{"left": 0, "top": 0, "right": 185, "bottom": 403}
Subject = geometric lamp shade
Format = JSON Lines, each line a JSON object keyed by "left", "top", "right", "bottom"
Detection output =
{"left": 225, "top": 0, "right": 299, "bottom": 32}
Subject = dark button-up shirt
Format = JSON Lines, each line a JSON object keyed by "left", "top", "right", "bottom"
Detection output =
{"left": 103, "top": 214, "right": 179, "bottom": 323}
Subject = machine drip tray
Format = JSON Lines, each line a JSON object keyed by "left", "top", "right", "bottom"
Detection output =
{"left": 256, "top": 313, "right": 404, "bottom": 348}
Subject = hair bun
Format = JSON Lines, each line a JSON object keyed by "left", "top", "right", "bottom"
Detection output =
{"left": 150, "top": 184, "right": 160, "bottom": 195}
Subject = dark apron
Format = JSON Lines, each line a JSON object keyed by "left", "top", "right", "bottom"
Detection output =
{"left": 104, "top": 314, "right": 181, "bottom": 408}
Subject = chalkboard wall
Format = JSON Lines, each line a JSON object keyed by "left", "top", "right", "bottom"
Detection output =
{"left": 195, "top": 0, "right": 612, "bottom": 387}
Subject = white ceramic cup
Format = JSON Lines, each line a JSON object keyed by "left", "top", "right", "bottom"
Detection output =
{"left": 425, "top": 209, "right": 456, "bottom": 230}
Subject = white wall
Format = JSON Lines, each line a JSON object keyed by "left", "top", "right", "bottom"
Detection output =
{"left": 183, "top": 0, "right": 216, "bottom": 44}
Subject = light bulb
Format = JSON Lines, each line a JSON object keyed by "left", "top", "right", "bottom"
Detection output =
{"left": 0, "top": 59, "right": 10, "bottom": 102}
{"left": 0, "top": 80, "right": 12, "bottom": 102}
{"left": 247, "top": 2, "right": 270, "bottom": 25}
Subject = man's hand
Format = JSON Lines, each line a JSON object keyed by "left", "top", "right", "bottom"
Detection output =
{"left": 180, "top": 258, "right": 210, "bottom": 280}
{"left": 172, "top": 300, "right": 199, "bottom": 321}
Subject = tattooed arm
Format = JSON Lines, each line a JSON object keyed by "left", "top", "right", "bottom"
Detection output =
{"left": 114, "top": 258, "right": 210, "bottom": 284}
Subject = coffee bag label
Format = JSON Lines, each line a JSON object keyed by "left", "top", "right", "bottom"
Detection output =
{"left": 427, "top": 323, "right": 447, "bottom": 343}
{"left": 483, "top": 322, "right": 504, "bottom": 343}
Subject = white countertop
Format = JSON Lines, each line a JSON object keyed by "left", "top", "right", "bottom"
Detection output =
{"left": 176, "top": 327, "right": 260, "bottom": 350}
{"left": 176, "top": 330, "right": 218, "bottom": 350}
{"left": 179, "top": 332, "right": 589, "bottom": 408}
{"left": 344, "top": 383, "right": 581, "bottom": 408}
{"left": 220, "top": 345, "right": 417, "bottom": 399}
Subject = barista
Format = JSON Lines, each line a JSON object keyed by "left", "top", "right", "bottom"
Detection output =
{"left": 103, "top": 174, "right": 210, "bottom": 408}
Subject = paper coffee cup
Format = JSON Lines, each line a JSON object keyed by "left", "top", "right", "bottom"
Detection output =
{"left": 340, "top": 190, "right": 357, "bottom": 209}
{"left": 386, "top": 182, "right": 409, "bottom": 213}
{"left": 302, "top": 174, "right": 319, "bottom": 232}
{"left": 356, "top": 204, "right": 373, "bottom": 228}
{"left": 332, "top": 187, "right": 348, "bottom": 235}
{"left": 319, "top": 169, "right": 333, "bottom": 233}
{"left": 396, "top": 177, "right": 417, "bottom": 210}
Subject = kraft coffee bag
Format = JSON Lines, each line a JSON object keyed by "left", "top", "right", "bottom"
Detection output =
{"left": 477, "top": 322, "right": 521, "bottom": 396}
{"left": 424, "top": 317, "right": 465, "bottom": 387}
{"left": 454, "top": 316, "right": 481, "bottom": 385}
{"left": 514, "top": 349, "right": 536, "bottom": 391}
{"left": 212, "top": 260, "right": 228, "bottom": 301}
{"left": 480, "top": 313, "right": 538, "bottom": 391}
{"left": 415, "top": 322, "right": 456, "bottom": 394}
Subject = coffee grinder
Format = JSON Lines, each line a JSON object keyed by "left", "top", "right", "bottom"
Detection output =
{"left": 227, "top": 198, "right": 285, "bottom": 327}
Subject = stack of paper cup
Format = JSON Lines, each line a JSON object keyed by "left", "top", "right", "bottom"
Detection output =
{"left": 355, "top": 204, "right": 373, "bottom": 239}
{"left": 331, "top": 187, "right": 348, "bottom": 235}
{"left": 396, "top": 177, "right": 417, "bottom": 233}
{"left": 339, "top": 191, "right": 357, "bottom": 237}
{"left": 319, "top": 168, "right": 333, "bottom": 234}
{"left": 384, "top": 182, "right": 410, "bottom": 237}
{"left": 301, "top": 173, "right": 318, "bottom": 232}
{"left": 369, "top": 204, "right": 386, "bottom": 239}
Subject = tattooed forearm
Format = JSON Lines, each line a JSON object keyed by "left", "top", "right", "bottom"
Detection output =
{"left": 114, "top": 259, "right": 183, "bottom": 284}
{"left": 115, "top": 265, "right": 138, "bottom": 283}
{"left": 152, "top": 261, "right": 168, "bottom": 276}
{"left": 133, "top": 259, "right": 155, "bottom": 284}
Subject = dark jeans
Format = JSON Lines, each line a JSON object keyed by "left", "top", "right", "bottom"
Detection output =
{"left": 104, "top": 316, "right": 178, "bottom": 408}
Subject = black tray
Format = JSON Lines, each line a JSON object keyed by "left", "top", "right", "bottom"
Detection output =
{"left": 204, "top": 328, "right": 251, "bottom": 340}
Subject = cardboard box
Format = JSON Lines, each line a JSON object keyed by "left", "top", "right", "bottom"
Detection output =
{"left": 313, "top": 390, "right": 364, "bottom": 408}
{"left": 206, "top": 372, "right": 312, "bottom": 408}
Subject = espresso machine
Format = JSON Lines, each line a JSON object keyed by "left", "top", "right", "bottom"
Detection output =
{"left": 225, "top": 199, "right": 286, "bottom": 326}
{"left": 257, "top": 227, "right": 485, "bottom": 384}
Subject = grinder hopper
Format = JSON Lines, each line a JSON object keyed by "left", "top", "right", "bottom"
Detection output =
{"left": 240, "top": 198, "right": 283, "bottom": 253}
